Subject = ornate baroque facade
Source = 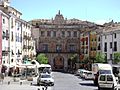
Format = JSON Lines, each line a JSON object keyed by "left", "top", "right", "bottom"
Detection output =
{"left": 30, "top": 11, "right": 96, "bottom": 71}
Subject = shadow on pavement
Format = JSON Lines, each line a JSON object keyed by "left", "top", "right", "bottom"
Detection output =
{"left": 31, "top": 83, "right": 38, "bottom": 86}
{"left": 79, "top": 82, "right": 97, "bottom": 87}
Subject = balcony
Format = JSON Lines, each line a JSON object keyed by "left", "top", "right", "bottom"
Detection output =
{"left": 23, "top": 35, "right": 27, "bottom": 39}
{"left": 28, "top": 46, "right": 31, "bottom": 49}
{"left": 23, "top": 45, "right": 28, "bottom": 49}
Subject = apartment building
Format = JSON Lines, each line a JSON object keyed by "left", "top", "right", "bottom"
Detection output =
{"left": 22, "top": 20, "right": 36, "bottom": 64}
{"left": 0, "top": 0, "right": 36, "bottom": 73}
{"left": 102, "top": 21, "right": 120, "bottom": 64}
{"left": 1, "top": 10, "right": 9, "bottom": 65}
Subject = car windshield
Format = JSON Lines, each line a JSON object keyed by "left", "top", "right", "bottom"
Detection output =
{"left": 99, "top": 70, "right": 112, "bottom": 74}
{"left": 41, "top": 74, "right": 51, "bottom": 78}
{"left": 107, "top": 75, "right": 113, "bottom": 81}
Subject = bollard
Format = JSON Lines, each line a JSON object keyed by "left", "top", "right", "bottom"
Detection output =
{"left": 8, "top": 81, "right": 10, "bottom": 85}
{"left": 45, "top": 86, "right": 48, "bottom": 90}
{"left": 20, "top": 82, "right": 22, "bottom": 85}
{"left": 38, "top": 88, "right": 40, "bottom": 90}
{"left": 42, "top": 87, "right": 44, "bottom": 90}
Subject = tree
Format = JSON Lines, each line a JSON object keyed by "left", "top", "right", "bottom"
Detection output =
{"left": 70, "top": 54, "right": 78, "bottom": 63}
{"left": 83, "top": 55, "right": 89, "bottom": 64}
{"left": 69, "top": 54, "right": 78, "bottom": 70}
{"left": 114, "top": 52, "right": 120, "bottom": 64}
{"left": 36, "top": 54, "right": 48, "bottom": 64}
{"left": 95, "top": 52, "right": 106, "bottom": 63}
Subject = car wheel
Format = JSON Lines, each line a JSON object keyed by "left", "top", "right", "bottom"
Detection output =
{"left": 111, "top": 84, "right": 116, "bottom": 90}
{"left": 52, "top": 83, "right": 54, "bottom": 86}
{"left": 98, "top": 86, "right": 101, "bottom": 90}
{"left": 37, "top": 82, "right": 40, "bottom": 86}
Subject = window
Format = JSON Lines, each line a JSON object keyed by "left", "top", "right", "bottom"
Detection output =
{"left": 110, "top": 42, "right": 112, "bottom": 49}
{"left": 11, "top": 18, "right": 13, "bottom": 28}
{"left": 107, "top": 75, "right": 113, "bottom": 81}
{"left": 67, "top": 31, "right": 71, "bottom": 37}
{"left": 20, "top": 34, "right": 22, "bottom": 42}
{"left": 11, "top": 59, "right": 13, "bottom": 62}
{"left": 18, "top": 34, "right": 19, "bottom": 42}
{"left": 114, "top": 33, "right": 116, "bottom": 38}
{"left": 110, "top": 54, "right": 112, "bottom": 59}
{"left": 11, "top": 31, "right": 14, "bottom": 41}
{"left": 73, "top": 31, "right": 77, "bottom": 37}
{"left": 69, "top": 45, "right": 75, "bottom": 52}
{"left": 100, "top": 75, "right": 105, "bottom": 81}
{"left": 53, "top": 31, "right": 56, "bottom": 37}
{"left": 98, "top": 36, "right": 100, "bottom": 41}
{"left": 41, "top": 31, "right": 45, "bottom": 37}
{"left": 43, "top": 44, "right": 48, "bottom": 52}
{"left": 6, "top": 30, "right": 9, "bottom": 39}
{"left": 61, "top": 31, "right": 65, "bottom": 37}
{"left": 86, "top": 41, "right": 88, "bottom": 45}
{"left": 98, "top": 43, "right": 101, "bottom": 50}
{"left": 85, "top": 49, "right": 88, "bottom": 54}
{"left": 3, "top": 19, "right": 5, "bottom": 24}
{"left": 104, "top": 42, "right": 107, "bottom": 52}
{"left": 3, "top": 61, "right": 5, "bottom": 64}
{"left": 47, "top": 31, "right": 51, "bottom": 37}
{"left": 56, "top": 44, "right": 62, "bottom": 52}
{"left": 2, "top": 31, "right": 5, "bottom": 39}
{"left": 12, "top": 50, "right": 14, "bottom": 55}
{"left": 114, "top": 42, "right": 117, "bottom": 51}
{"left": 16, "top": 33, "right": 17, "bottom": 41}
{"left": 105, "top": 35, "right": 107, "bottom": 39}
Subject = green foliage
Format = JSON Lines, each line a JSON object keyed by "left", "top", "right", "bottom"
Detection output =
{"left": 83, "top": 56, "right": 89, "bottom": 64}
{"left": 36, "top": 54, "right": 48, "bottom": 64}
{"left": 95, "top": 52, "right": 106, "bottom": 63}
{"left": 70, "top": 54, "right": 78, "bottom": 62}
{"left": 114, "top": 53, "right": 120, "bottom": 64}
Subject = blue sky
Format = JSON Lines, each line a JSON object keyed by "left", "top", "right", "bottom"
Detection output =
{"left": 11, "top": 0, "right": 120, "bottom": 24}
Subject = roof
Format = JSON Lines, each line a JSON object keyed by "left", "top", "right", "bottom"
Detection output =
{"left": 38, "top": 64, "right": 51, "bottom": 68}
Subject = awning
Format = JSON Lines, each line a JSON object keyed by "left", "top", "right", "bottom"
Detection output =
{"left": 16, "top": 64, "right": 36, "bottom": 69}
{"left": 3, "top": 63, "right": 15, "bottom": 68}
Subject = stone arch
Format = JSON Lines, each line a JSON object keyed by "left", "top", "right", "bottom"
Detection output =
{"left": 53, "top": 55, "right": 64, "bottom": 70}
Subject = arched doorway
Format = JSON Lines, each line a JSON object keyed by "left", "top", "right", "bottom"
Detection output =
{"left": 54, "top": 56, "right": 64, "bottom": 71}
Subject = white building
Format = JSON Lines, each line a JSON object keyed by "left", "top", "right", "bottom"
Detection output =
{"left": 8, "top": 6, "right": 22, "bottom": 66}
{"left": 1, "top": 10, "right": 9, "bottom": 65}
{"left": 102, "top": 22, "right": 120, "bottom": 64}
{"left": 0, "top": 0, "right": 36, "bottom": 69}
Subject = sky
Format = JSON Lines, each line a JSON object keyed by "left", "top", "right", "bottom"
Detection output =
{"left": 11, "top": 0, "right": 120, "bottom": 24}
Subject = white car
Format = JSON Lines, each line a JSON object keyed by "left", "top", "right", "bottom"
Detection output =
{"left": 37, "top": 73, "right": 54, "bottom": 86}
{"left": 79, "top": 69, "right": 90, "bottom": 78}
{"left": 98, "top": 74, "right": 118, "bottom": 90}
{"left": 75, "top": 69, "right": 83, "bottom": 76}
{"left": 84, "top": 71, "right": 94, "bottom": 80}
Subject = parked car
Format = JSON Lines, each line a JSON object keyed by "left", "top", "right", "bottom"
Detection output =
{"left": 79, "top": 69, "right": 90, "bottom": 78}
{"left": 75, "top": 69, "right": 84, "bottom": 76}
{"left": 98, "top": 74, "right": 118, "bottom": 90}
{"left": 37, "top": 73, "right": 54, "bottom": 86}
{"left": 84, "top": 71, "right": 94, "bottom": 80}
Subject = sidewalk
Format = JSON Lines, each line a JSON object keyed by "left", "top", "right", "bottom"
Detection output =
{"left": 1, "top": 76, "right": 52, "bottom": 90}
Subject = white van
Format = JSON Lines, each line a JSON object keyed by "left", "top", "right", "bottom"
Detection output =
{"left": 92, "top": 63, "right": 113, "bottom": 85}
{"left": 98, "top": 74, "right": 118, "bottom": 90}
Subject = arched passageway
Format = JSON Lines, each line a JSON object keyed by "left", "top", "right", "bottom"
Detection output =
{"left": 53, "top": 56, "right": 64, "bottom": 71}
